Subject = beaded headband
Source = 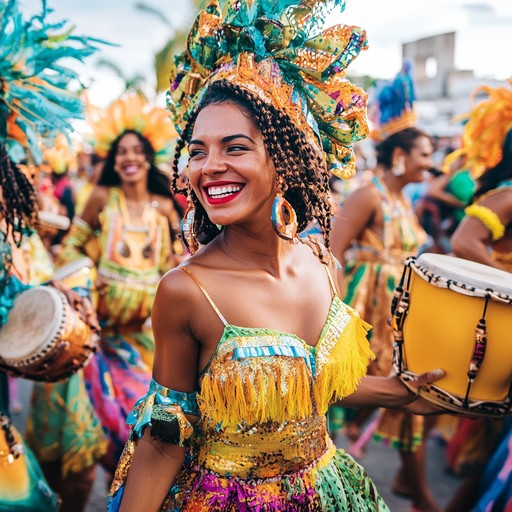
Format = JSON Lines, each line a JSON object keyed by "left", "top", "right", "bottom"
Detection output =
{"left": 87, "top": 94, "right": 177, "bottom": 164}
{"left": 0, "top": 0, "right": 103, "bottom": 164}
{"left": 168, "top": 0, "right": 369, "bottom": 180}
{"left": 444, "top": 81, "right": 512, "bottom": 178}
{"left": 371, "top": 60, "right": 417, "bottom": 141}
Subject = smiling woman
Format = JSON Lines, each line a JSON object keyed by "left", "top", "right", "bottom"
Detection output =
{"left": 106, "top": 2, "right": 446, "bottom": 511}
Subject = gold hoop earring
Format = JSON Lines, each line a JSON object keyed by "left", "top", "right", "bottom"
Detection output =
{"left": 271, "top": 193, "right": 298, "bottom": 241}
{"left": 144, "top": 161, "right": 150, "bottom": 170}
{"left": 392, "top": 157, "right": 406, "bottom": 177}
{"left": 180, "top": 199, "right": 199, "bottom": 254}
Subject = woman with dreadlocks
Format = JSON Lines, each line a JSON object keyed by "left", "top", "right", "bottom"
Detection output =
{"left": 107, "top": 2, "right": 444, "bottom": 511}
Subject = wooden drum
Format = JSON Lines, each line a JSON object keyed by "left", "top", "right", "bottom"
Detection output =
{"left": 0, "top": 286, "right": 97, "bottom": 382}
{"left": 392, "top": 253, "right": 512, "bottom": 417}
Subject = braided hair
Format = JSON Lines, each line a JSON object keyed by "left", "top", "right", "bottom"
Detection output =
{"left": 0, "top": 141, "right": 38, "bottom": 246}
{"left": 172, "top": 80, "right": 333, "bottom": 247}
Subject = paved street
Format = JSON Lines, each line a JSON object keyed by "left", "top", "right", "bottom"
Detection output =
{"left": 13, "top": 378, "right": 462, "bottom": 511}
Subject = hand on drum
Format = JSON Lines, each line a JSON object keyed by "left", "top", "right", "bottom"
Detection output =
{"left": 390, "top": 369, "right": 447, "bottom": 415}
{"left": 48, "top": 280, "right": 100, "bottom": 332}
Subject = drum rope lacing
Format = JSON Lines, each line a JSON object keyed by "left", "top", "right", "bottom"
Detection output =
{"left": 392, "top": 256, "right": 512, "bottom": 416}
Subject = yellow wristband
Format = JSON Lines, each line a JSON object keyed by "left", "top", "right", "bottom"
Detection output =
{"left": 464, "top": 204, "right": 505, "bottom": 241}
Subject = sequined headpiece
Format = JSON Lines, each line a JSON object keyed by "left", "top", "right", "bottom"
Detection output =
{"left": 444, "top": 81, "right": 512, "bottom": 178}
{"left": 168, "top": 0, "right": 369, "bottom": 180}
{"left": 87, "top": 94, "right": 177, "bottom": 164}
{"left": 0, "top": 0, "right": 103, "bottom": 164}
{"left": 372, "top": 60, "right": 417, "bottom": 141}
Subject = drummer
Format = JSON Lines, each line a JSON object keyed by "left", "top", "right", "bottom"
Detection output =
{"left": 446, "top": 83, "right": 512, "bottom": 512}
{"left": 329, "top": 62, "right": 439, "bottom": 512}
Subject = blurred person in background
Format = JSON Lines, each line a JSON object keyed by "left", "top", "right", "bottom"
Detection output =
{"left": 445, "top": 82, "right": 512, "bottom": 512}
{"left": 330, "top": 62, "right": 440, "bottom": 512}
{"left": 27, "top": 94, "right": 184, "bottom": 511}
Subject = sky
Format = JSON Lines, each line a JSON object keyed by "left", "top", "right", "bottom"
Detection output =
{"left": 39, "top": 0, "right": 512, "bottom": 108}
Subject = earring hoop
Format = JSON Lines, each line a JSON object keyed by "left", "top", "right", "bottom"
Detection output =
{"left": 271, "top": 194, "right": 298, "bottom": 241}
{"left": 180, "top": 201, "right": 199, "bottom": 254}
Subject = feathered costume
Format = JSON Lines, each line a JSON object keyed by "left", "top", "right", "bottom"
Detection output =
{"left": 107, "top": 1, "right": 391, "bottom": 511}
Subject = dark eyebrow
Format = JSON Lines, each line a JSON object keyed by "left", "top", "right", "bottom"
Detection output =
{"left": 189, "top": 134, "right": 255, "bottom": 146}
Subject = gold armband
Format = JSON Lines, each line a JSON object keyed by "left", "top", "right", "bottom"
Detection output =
{"left": 464, "top": 204, "right": 505, "bottom": 241}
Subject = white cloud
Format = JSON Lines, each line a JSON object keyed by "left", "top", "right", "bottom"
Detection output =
{"left": 28, "top": 0, "right": 512, "bottom": 105}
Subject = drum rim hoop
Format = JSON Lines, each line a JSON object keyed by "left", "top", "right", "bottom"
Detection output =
{"left": 407, "top": 256, "right": 512, "bottom": 304}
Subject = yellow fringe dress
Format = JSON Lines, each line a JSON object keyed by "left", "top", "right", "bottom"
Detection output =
{"left": 108, "top": 266, "right": 390, "bottom": 511}
{"left": 27, "top": 188, "right": 173, "bottom": 475}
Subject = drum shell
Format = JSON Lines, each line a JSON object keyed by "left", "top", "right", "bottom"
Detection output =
{"left": 402, "top": 271, "right": 512, "bottom": 404}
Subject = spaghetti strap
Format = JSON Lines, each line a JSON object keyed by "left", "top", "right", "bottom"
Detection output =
{"left": 180, "top": 266, "right": 229, "bottom": 327}
{"left": 324, "top": 265, "right": 338, "bottom": 298}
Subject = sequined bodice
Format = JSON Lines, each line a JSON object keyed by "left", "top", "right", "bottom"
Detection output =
{"left": 195, "top": 295, "right": 372, "bottom": 478}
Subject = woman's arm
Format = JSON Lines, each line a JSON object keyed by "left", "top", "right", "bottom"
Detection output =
{"left": 56, "top": 186, "right": 108, "bottom": 266}
{"left": 339, "top": 370, "right": 445, "bottom": 415}
{"left": 119, "top": 269, "right": 200, "bottom": 512}
{"left": 451, "top": 190, "right": 512, "bottom": 270}
{"left": 426, "top": 174, "right": 465, "bottom": 209}
{"left": 330, "top": 184, "right": 379, "bottom": 266}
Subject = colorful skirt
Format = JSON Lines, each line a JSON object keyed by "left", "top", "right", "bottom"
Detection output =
{"left": 27, "top": 327, "right": 153, "bottom": 476}
{"left": 83, "top": 328, "right": 153, "bottom": 473}
{"left": 109, "top": 443, "right": 390, "bottom": 511}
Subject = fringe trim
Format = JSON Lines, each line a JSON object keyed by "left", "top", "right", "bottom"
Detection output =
{"left": 315, "top": 314, "right": 374, "bottom": 413}
{"left": 199, "top": 357, "right": 313, "bottom": 426}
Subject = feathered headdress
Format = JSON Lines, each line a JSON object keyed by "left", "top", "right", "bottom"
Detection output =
{"left": 168, "top": 0, "right": 369, "bottom": 180}
{"left": 0, "top": 0, "right": 105, "bottom": 164}
{"left": 371, "top": 59, "right": 417, "bottom": 141}
{"left": 443, "top": 81, "right": 512, "bottom": 178}
{"left": 87, "top": 94, "right": 177, "bottom": 164}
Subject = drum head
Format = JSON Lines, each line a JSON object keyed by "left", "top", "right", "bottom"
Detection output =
{"left": 53, "top": 257, "right": 94, "bottom": 281}
{"left": 0, "top": 287, "right": 64, "bottom": 364}
{"left": 38, "top": 211, "right": 71, "bottom": 231}
{"left": 415, "top": 253, "right": 512, "bottom": 298}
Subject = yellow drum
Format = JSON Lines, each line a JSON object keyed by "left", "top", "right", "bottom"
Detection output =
{"left": 392, "top": 253, "right": 512, "bottom": 417}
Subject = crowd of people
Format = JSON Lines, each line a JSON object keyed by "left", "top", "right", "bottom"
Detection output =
{"left": 0, "top": 1, "right": 511, "bottom": 512}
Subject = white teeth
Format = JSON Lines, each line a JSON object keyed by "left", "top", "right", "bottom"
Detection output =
{"left": 207, "top": 185, "right": 242, "bottom": 198}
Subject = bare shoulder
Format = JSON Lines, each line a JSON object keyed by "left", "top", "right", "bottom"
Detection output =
{"left": 152, "top": 195, "right": 173, "bottom": 217}
{"left": 80, "top": 186, "right": 110, "bottom": 226}
{"left": 349, "top": 181, "right": 381, "bottom": 205}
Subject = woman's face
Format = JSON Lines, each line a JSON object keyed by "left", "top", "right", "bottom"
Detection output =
{"left": 401, "top": 135, "right": 434, "bottom": 183}
{"left": 114, "top": 132, "right": 150, "bottom": 185}
{"left": 188, "top": 102, "right": 276, "bottom": 227}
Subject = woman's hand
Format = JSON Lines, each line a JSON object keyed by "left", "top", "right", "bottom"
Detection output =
{"left": 388, "top": 369, "right": 447, "bottom": 415}
{"left": 340, "top": 369, "right": 446, "bottom": 413}
{"left": 48, "top": 280, "right": 100, "bottom": 332}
